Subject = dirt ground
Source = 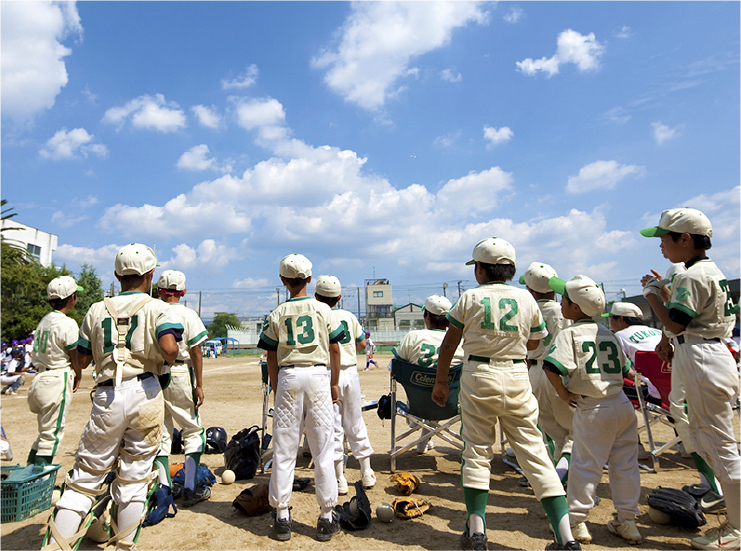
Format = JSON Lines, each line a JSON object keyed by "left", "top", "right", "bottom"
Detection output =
{"left": 1, "top": 354, "right": 736, "bottom": 550}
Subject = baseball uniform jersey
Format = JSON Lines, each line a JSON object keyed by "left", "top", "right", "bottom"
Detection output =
{"left": 393, "top": 328, "right": 465, "bottom": 367}
{"left": 614, "top": 325, "right": 662, "bottom": 364}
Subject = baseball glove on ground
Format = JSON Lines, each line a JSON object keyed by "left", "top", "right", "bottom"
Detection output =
{"left": 232, "top": 483, "right": 272, "bottom": 517}
{"left": 334, "top": 481, "right": 372, "bottom": 531}
{"left": 390, "top": 472, "right": 420, "bottom": 495}
{"left": 392, "top": 497, "right": 430, "bottom": 519}
{"left": 647, "top": 487, "right": 706, "bottom": 529}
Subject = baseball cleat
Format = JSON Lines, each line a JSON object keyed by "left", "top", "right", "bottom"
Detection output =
{"left": 607, "top": 518, "right": 642, "bottom": 544}
{"left": 182, "top": 484, "right": 211, "bottom": 507}
{"left": 691, "top": 521, "right": 740, "bottom": 550}
{"left": 545, "top": 541, "right": 582, "bottom": 550}
{"left": 571, "top": 522, "right": 592, "bottom": 544}
{"left": 416, "top": 440, "right": 435, "bottom": 454}
{"left": 361, "top": 471, "right": 376, "bottom": 489}
{"left": 171, "top": 482, "right": 183, "bottom": 500}
{"left": 316, "top": 511, "right": 341, "bottom": 542}
{"left": 460, "top": 530, "right": 488, "bottom": 550}
{"left": 683, "top": 483, "right": 712, "bottom": 499}
{"left": 272, "top": 509, "right": 292, "bottom": 541}
{"left": 699, "top": 491, "right": 726, "bottom": 514}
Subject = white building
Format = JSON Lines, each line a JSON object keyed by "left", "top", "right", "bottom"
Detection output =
{"left": 1, "top": 220, "right": 58, "bottom": 266}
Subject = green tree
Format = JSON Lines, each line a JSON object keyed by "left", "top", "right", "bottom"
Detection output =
{"left": 69, "top": 263, "right": 105, "bottom": 325}
{"left": 208, "top": 313, "right": 241, "bottom": 339}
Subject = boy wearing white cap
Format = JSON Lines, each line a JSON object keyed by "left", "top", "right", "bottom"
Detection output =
{"left": 154, "top": 270, "right": 210, "bottom": 507}
{"left": 393, "top": 294, "right": 465, "bottom": 454}
{"left": 641, "top": 208, "right": 739, "bottom": 550}
{"left": 602, "top": 302, "right": 662, "bottom": 364}
{"left": 257, "top": 254, "right": 345, "bottom": 542}
{"left": 27, "top": 276, "right": 83, "bottom": 466}
{"left": 314, "top": 275, "right": 376, "bottom": 495}
{"left": 544, "top": 275, "right": 642, "bottom": 545}
{"left": 47, "top": 243, "right": 183, "bottom": 551}
{"left": 520, "top": 262, "right": 574, "bottom": 483}
{"left": 432, "top": 237, "right": 577, "bottom": 551}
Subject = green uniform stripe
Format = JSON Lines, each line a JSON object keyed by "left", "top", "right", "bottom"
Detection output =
{"left": 447, "top": 313, "right": 464, "bottom": 330}
{"left": 187, "top": 330, "right": 209, "bottom": 347}
{"left": 329, "top": 325, "right": 344, "bottom": 341}
{"left": 531, "top": 320, "right": 546, "bottom": 333}
{"left": 64, "top": 340, "right": 78, "bottom": 351}
{"left": 188, "top": 364, "right": 207, "bottom": 453}
{"left": 50, "top": 375, "right": 69, "bottom": 457}
{"left": 78, "top": 336, "right": 91, "bottom": 349}
{"left": 544, "top": 356, "right": 569, "bottom": 376}
{"left": 668, "top": 302, "right": 697, "bottom": 318}
{"left": 259, "top": 333, "right": 278, "bottom": 347}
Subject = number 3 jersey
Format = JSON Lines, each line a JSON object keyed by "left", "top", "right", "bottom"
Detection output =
{"left": 31, "top": 311, "right": 79, "bottom": 371}
{"left": 447, "top": 282, "right": 547, "bottom": 360}
{"left": 77, "top": 291, "right": 184, "bottom": 381}
{"left": 544, "top": 319, "right": 630, "bottom": 399}
{"left": 332, "top": 308, "right": 366, "bottom": 369}
{"left": 392, "top": 329, "right": 465, "bottom": 368}
{"left": 258, "top": 296, "right": 344, "bottom": 367}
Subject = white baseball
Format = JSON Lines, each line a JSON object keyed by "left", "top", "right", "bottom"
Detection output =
{"left": 376, "top": 502, "right": 394, "bottom": 523}
{"left": 648, "top": 506, "right": 671, "bottom": 525}
{"left": 348, "top": 499, "right": 359, "bottom": 516}
{"left": 221, "top": 469, "right": 236, "bottom": 484}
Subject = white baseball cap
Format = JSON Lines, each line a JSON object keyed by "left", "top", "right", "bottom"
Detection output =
{"left": 47, "top": 276, "right": 83, "bottom": 300}
{"left": 519, "top": 262, "right": 558, "bottom": 293}
{"left": 279, "top": 253, "right": 312, "bottom": 278}
{"left": 115, "top": 243, "right": 158, "bottom": 276}
{"left": 602, "top": 302, "right": 644, "bottom": 319}
{"left": 424, "top": 294, "right": 452, "bottom": 316}
{"left": 158, "top": 270, "right": 186, "bottom": 291}
{"left": 315, "top": 275, "right": 341, "bottom": 297}
{"left": 466, "top": 237, "right": 516, "bottom": 266}
{"left": 549, "top": 275, "right": 606, "bottom": 318}
{"left": 641, "top": 207, "right": 713, "bottom": 238}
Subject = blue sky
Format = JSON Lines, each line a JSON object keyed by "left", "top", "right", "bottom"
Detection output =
{"left": 2, "top": 1, "right": 739, "bottom": 321}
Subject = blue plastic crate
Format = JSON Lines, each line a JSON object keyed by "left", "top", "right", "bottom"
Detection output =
{"left": 1, "top": 464, "right": 61, "bottom": 523}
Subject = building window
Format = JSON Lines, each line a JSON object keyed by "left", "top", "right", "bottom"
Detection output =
{"left": 373, "top": 291, "right": 383, "bottom": 297}
{"left": 26, "top": 244, "right": 41, "bottom": 262}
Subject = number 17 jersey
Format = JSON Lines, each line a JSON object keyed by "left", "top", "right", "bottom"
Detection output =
{"left": 447, "top": 282, "right": 547, "bottom": 360}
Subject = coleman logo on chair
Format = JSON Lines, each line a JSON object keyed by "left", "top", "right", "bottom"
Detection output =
{"left": 412, "top": 372, "right": 455, "bottom": 387}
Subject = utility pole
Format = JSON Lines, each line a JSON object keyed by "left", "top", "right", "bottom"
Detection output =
{"left": 357, "top": 287, "right": 361, "bottom": 321}
{"left": 457, "top": 280, "right": 463, "bottom": 298}
{"left": 276, "top": 287, "right": 280, "bottom": 307}
{"left": 443, "top": 282, "right": 448, "bottom": 297}
{"left": 198, "top": 291, "right": 202, "bottom": 317}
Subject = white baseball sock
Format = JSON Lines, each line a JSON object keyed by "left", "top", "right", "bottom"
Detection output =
{"left": 117, "top": 501, "right": 145, "bottom": 542}
{"left": 335, "top": 460, "right": 344, "bottom": 479}
{"left": 555, "top": 455, "right": 570, "bottom": 483}
{"left": 52, "top": 508, "right": 85, "bottom": 544}
{"left": 358, "top": 456, "right": 372, "bottom": 477}
{"left": 468, "top": 513, "right": 485, "bottom": 534}
{"left": 276, "top": 507, "right": 290, "bottom": 521}
{"left": 184, "top": 456, "right": 197, "bottom": 490}
{"left": 320, "top": 506, "right": 334, "bottom": 521}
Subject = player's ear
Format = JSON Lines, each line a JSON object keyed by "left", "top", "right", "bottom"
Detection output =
{"left": 306, "top": 275, "right": 312, "bottom": 284}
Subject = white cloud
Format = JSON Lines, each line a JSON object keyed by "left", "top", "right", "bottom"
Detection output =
{"left": 615, "top": 26, "right": 631, "bottom": 39}
{"left": 102, "top": 94, "right": 186, "bottom": 133}
{"left": 54, "top": 243, "right": 121, "bottom": 267}
{"left": 39, "top": 127, "right": 109, "bottom": 160}
{"left": 221, "top": 64, "right": 259, "bottom": 89}
{"left": 503, "top": 7, "right": 524, "bottom": 24}
{"left": 516, "top": 29, "right": 604, "bottom": 77}
{"left": 433, "top": 130, "right": 462, "bottom": 149}
{"left": 652, "top": 122, "right": 682, "bottom": 145}
{"left": 191, "top": 105, "right": 221, "bottom": 128}
{"left": 164, "top": 240, "right": 240, "bottom": 269}
{"left": 233, "top": 277, "right": 271, "bottom": 289}
{"left": 1, "top": 1, "right": 82, "bottom": 122}
{"left": 483, "top": 125, "right": 513, "bottom": 148}
{"left": 435, "top": 167, "right": 513, "bottom": 217}
{"left": 440, "top": 68, "right": 462, "bottom": 83}
{"left": 567, "top": 160, "right": 646, "bottom": 194}
{"left": 176, "top": 145, "right": 217, "bottom": 171}
{"left": 72, "top": 195, "right": 98, "bottom": 209}
{"left": 312, "top": 2, "right": 489, "bottom": 112}
{"left": 52, "top": 211, "right": 88, "bottom": 227}
{"left": 82, "top": 85, "right": 97, "bottom": 104}
{"left": 602, "top": 106, "right": 631, "bottom": 125}
{"left": 233, "top": 97, "right": 286, "bottom": 130}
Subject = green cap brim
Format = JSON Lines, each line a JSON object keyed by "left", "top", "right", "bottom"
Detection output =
{"left": 548, "top": 276, "right": 567, "bottom": 296}
{"left": 518, "top": 275, "right": 526, "bottom": 285}
{"left": 640, "top": 226, "right": 670, "bottom": 237}
{"left": 600, "top": 312, "right": 614, "bottom": 317}
{"left": 76, "top": 285, "right": 84, "bottom": 292}
{"left": 465, "top": 259, "right": 475, "bottom": 266}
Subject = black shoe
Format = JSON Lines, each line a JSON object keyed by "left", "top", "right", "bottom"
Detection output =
{"left": 683, "top": 483, "right": 711, "bottom": 499}
{"left": 182, "top": 484, "right": 211, "bottom": 507}
{"left": 171, "top": 482, "right": 183, "bottom": 500}
{"left": 698, "top": 490, "right": 726, "bottom": 513}
{"left": 460, "top": 531, "right": 488, "bottom": 550}
{"left": 316, "top": 511, "right": 341, "bottom": 542}
{"left": 545, "top": 540, "right": 581, "bottom": 550}
{"left": 272, "top": 509, "right": 292, "bottom": 541}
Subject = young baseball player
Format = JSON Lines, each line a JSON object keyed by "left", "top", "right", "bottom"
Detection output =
{"left": 603, "top": 302, "right": 662, "bottom": 364}
{"left": 27, "top": 276, "right": 83, "bottom": 467}
{"left": 364, "top": 331, "right": 377, "bottom": 370}
{"left": 543, "top": 275, "right": 642, "bottom": 545}
{"left": 257, "top": 254, "right": 345, "bottom": 542}
{"left": 46, "top": 243, "right": 183, "bottom": 551}
{"left": 520, "top": 262, "right": 574, "bottom": 482}
{"left": 392, "top": 294, "right": 465, "bottom": 454}
{"left": 640, "top": 207, "right": 739, "bottom": 550}
{"left": 432, "top": 237, "right": 577, "bottom": 551}
{"left": 314, "top": 275, "right": 376, "bottom": 495}
{"left": 153, "top": 270, "right": 210, "bottom": 507}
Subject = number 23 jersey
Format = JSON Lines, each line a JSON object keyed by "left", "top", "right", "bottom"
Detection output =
{"left": 447, "top": 282, "right": 547, "bottom": 360}
{"left": 545, "top": 319, "right": 629, "bottom": 398}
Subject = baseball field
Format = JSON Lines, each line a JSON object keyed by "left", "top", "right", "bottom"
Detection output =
{"left": 1, "top": 354, "right": 736, "bottom": 550}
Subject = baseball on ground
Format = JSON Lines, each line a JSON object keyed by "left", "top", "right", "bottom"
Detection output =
{"left": 376, "top": 502, "right": 394, "bottom": 522}
{"left": 221, "top": 469, "right": 236, "bottom": 484}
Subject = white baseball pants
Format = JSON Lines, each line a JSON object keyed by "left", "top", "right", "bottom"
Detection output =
{"left": 27, "top": 368, "right": 73, "bottom": 457}
{"left": 159, "top": 365, "right": 205, "bottom": 456}
{"left": 269, "top": 366, "right": 337, "bottom": 510}
{"left": 460, "top": 359, "right": 565, "bottom": 499}
{"left": 333, "top": 365, "right": 374, "bottom": 462}
{"left": 668, "top": 366, "right": 693, "bottom": 454}
{"left": 568, "top": 392, "right": 640, "bottom": 524}
{"left": 529, "top": 363, "right": 574, "bottom": 460}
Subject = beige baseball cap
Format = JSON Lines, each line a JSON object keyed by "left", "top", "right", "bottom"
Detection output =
{"left": 549, "top": 275, "right": 606, "bottom": 318}
{"left": 315, "top": 275, "right": 341, "bottom": 297}
{"left": 423, "top": 294, "right": 452, "bottom": 316}
{"left": 640, "top": 207, "right": 713, "bottom": 238}
{"left": 115, "top": 243, "right": 158, "bottom": 276}
{"left": 519, "top": 262, "right": 558, "bottom": 293}
{"left": 158, "top": 270, "right": 186, "bottom": 291}
{"left": 601, "top": 302, "right": 644, "bottom": 319}
{"left": 466, "top": 237, "right": 516, "bottom": 266}
{"left": 47, "top": 276, "right": 83, "bottom": 300}
{"left": 279, "top": 253, "right": 312, "bottom": 278}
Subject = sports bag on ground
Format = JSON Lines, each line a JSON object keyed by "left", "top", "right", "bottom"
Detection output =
{"left": 224, "top": 425, "right": 261, "bottom": 480}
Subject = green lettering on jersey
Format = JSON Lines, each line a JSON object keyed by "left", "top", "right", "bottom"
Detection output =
{"left": 675, "top": 287, "right": 690, "bottom": 303}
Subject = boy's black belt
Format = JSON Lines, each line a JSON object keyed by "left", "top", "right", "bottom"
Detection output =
{"left": 676, "top": 335, "right": 720, "bottom": 345}
{"left": 96, "top": 372, "right": 154, "bottom": 387}
{"left": 468, "top": 355, "right": 525, "bottom": 364}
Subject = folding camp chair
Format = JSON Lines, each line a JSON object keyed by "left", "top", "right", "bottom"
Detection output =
{"left": 631, "top": 350, "right": 678, "bottom": 473}
{"left": 260, "top": 361, "right": 274, "bottom": 472}
{"left": 389, "top": 358, "right": 464, "bottom": 472}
